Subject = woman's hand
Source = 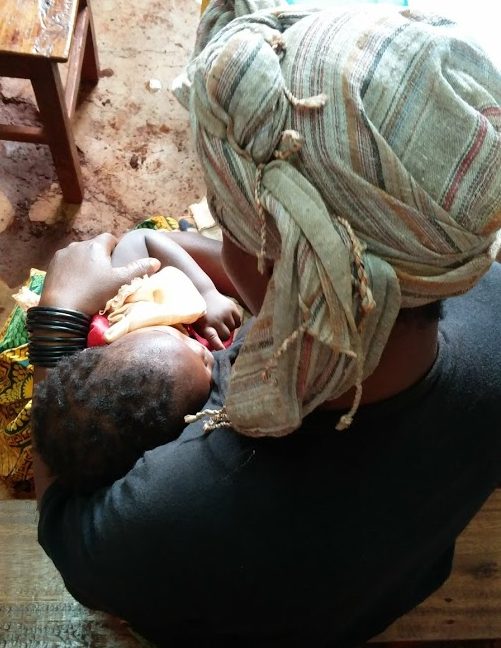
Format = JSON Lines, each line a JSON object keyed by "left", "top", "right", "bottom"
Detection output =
{"left": 193, "top": 288, "right": 242, "bottom": 350}
{"left": 39, "top": 234, "right": 161, "bottom": 315}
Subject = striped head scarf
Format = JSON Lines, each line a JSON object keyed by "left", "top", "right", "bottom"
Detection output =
{"left": 176, "top": 1, "right": 501, "bottom": 437}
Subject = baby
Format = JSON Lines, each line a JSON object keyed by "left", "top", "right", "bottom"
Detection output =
{"left": 31, "top": 321, "right": 216, "bottom": 494}
{"left": 24, "top": 228, "right": 243, "bottom": 494}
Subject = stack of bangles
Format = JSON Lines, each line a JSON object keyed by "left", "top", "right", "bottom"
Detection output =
{"left": 27, "top": 307, "right": 91, "bottom": 368}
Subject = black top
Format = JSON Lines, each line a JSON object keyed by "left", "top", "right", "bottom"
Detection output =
{"left": 38, "top": 264, "right": 501, "bottom": 647}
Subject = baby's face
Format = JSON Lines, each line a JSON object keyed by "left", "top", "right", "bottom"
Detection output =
{"left": 116, "top": 325, "right": 214, "bottom": 406}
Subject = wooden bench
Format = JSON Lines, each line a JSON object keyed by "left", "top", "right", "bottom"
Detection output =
{"left": 0, "top": 491, "right": 499, "bottom": 645}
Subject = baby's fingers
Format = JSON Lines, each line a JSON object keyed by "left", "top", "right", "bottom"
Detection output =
{"left": 225, "top": 308, "right": 241, "bottom": 333}
{"left": 231, "top": 306, "right": 242, "bottom": 328}
{"left": 202, "top": 326, "right": 225, "bottom": 351}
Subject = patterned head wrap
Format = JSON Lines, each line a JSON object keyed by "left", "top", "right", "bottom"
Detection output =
{"left": 176, "top": 1, "right": 501, "bottom": 437}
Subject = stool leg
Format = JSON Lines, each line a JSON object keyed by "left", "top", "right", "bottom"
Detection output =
{"left": 31, "top": 60, "right": 84, "bottom": 204}
{"left": 81, "top": 0, "right": 100, "bottom": 84}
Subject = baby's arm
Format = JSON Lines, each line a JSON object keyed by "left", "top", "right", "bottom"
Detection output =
{"left": 112, "top": 230, "right": 240, "bottom": 298}
{"left": 112, "top": 229, "right": 243, "bottom": 349}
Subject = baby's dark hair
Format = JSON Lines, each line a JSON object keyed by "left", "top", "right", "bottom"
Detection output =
{"left": 32, "top": 342, "right": 190, "bottom": 495}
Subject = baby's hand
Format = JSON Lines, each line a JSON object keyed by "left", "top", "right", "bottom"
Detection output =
{"left": 194, "top": 289, "right": 242, "bottom": 350}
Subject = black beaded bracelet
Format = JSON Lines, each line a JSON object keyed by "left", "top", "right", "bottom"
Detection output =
{"left": 27, "top": 306, "right": 91, "bottom": 324}
{"left": 29, "top": 345, "right": 88, "bottom": 356}
{"left": 29, "top": 343, "right": 88, "bottom": 368}
{"left": 27, "top": 306, "right": 91, "bottom": 368}
{"left": 27, "top": 322, "right": 90, "bottom": 335}
{"left": 27, "top": 310, "right": 89, "bottom": 324}
{"left": 28, "top": 335, "right": 88, "bottom": 344}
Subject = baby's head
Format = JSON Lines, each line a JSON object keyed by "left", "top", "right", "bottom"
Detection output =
{"left": 32, "top": 326, "right": 214, "bottom": 494}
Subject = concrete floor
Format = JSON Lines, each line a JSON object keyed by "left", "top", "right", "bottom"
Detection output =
{"left": 0, "top": 0, "right": 206, "bottom": 325}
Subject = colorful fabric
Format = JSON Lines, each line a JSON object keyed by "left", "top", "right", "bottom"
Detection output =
{"left": 0, "top": 217, "right": 180, "bottom": 491}
{"left": 87, "top": 314, "right": 111, "bottom": 347}
{"left": 175, "top": 1, "right": 501, "bottom": 437}
{"left": 135, "top": 215, "right": 180, "bottom": 232}
{"left": 0, "top": 269, "right": 45, "bottom": 490}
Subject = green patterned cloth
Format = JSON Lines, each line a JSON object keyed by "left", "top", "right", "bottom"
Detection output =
{"left": 135, "top": 214, "right": 180, "bottom": 231}
{"left": 0, "top": 270, "right": 45, "bottom": 490}
{"left": 175, "top": 1, "right": 501, "bottom": 436}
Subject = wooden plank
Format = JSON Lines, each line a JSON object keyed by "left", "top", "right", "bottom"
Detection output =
{"left": 0, "top": 123, "right": 46, "bottom": 143}
{"left": 64, "top": 5, "right": 88, "bottom": 120}
{"left": 0, "top": 501, "right": 140, "bottom": 646}
{"left": 374, "top": 490, "right": 501, "bottom": 641}
{"left": 0, "top": 493, "right": 499, "bottom": 644}
{"left": 0, "top": 0, "right": 79, "bottom": 61}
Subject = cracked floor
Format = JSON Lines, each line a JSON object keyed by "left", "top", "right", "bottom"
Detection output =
{"left": 0, "top": 0, "right": 206, "bottom": 325}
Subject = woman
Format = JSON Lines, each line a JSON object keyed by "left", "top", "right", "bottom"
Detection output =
{"left": 32, "top": 2, "right": 500, "bottom": 646}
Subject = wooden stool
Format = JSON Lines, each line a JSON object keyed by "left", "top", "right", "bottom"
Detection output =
{"left": 0, "top": 0, "right": 99, "bottom": 203}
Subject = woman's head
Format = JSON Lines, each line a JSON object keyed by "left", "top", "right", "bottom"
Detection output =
{"left": 32, "top": 327, "right": 213, "bottom": 494}
{"left": 176, "top": 1, "right": 501, "bottom": 436}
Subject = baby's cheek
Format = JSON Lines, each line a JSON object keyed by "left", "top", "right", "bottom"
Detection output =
{"left": 184, "top": 366, "right": 212, "bottom": 411}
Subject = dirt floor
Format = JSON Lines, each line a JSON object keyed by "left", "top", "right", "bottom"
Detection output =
{"left": 0, "top": 0, "right": 206, "bottom": 324}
